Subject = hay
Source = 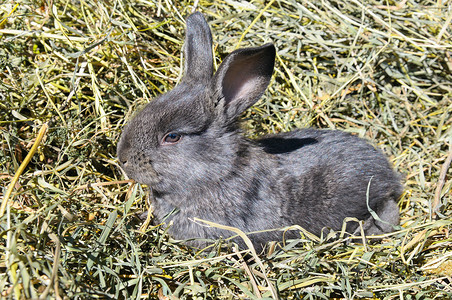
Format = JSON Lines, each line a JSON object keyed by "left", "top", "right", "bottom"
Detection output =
{"left": 1, "top": 0, "right": 451, "bottom": 298}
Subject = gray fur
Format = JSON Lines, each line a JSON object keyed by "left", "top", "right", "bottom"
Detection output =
{"left": 117, "top": 12, "right": 402, "bottom": 250}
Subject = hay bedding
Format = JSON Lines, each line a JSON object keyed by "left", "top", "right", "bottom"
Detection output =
{"left": 0, "top": 0, "right": 451, "bottom": 298}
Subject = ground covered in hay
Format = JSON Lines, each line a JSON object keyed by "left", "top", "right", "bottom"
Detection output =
{"left": 1, "top": 0, "right": 451, "bottom": 299}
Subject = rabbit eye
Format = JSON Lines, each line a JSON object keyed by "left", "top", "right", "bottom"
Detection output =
{"left": 162, "top": 132, "right": 182, "bottom": 145}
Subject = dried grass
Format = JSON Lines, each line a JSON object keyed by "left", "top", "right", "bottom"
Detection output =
{"left": 1, "top": 0, "right": 451, "bottom": 298}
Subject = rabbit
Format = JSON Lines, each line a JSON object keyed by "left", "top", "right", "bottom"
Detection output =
{"left": 117, "top": 12, "right": 402, "bottom": 251}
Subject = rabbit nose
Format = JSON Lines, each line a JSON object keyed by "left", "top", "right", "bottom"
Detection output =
{"left": 118, "top": 154, "right": 130, "bottom": 166}
{"left": 117, "top": 152, "right": 128, "bottom": 166}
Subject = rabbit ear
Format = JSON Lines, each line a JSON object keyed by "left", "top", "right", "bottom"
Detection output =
{"left": 212, "top": 43, "right": 275, "bottom": 121}
{"left": 183, "top": 12, "right": 213, "bottom": 83}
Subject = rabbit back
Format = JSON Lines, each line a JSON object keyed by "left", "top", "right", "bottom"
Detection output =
{"left": 258, "top": 128, "right": 402, "bottom": 237}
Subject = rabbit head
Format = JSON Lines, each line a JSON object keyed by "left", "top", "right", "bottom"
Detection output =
{"left": 117, "top": 12, "right": 275, "bottom": 198}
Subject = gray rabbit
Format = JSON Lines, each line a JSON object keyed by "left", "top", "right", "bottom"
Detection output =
{"left": 117, "top": 12, "right": 402, "bottom": 250}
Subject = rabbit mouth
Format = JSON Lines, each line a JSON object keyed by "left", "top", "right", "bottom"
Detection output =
{"left": 119, "top": 159, "right": 159, "bottom": 187}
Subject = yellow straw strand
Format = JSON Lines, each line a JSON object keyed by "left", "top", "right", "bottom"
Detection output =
{"left": 0, "top": 123, "right": 48, "bottom": 218}
{"left": 236, "top": 0, "right": 276, "bottom": 49}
